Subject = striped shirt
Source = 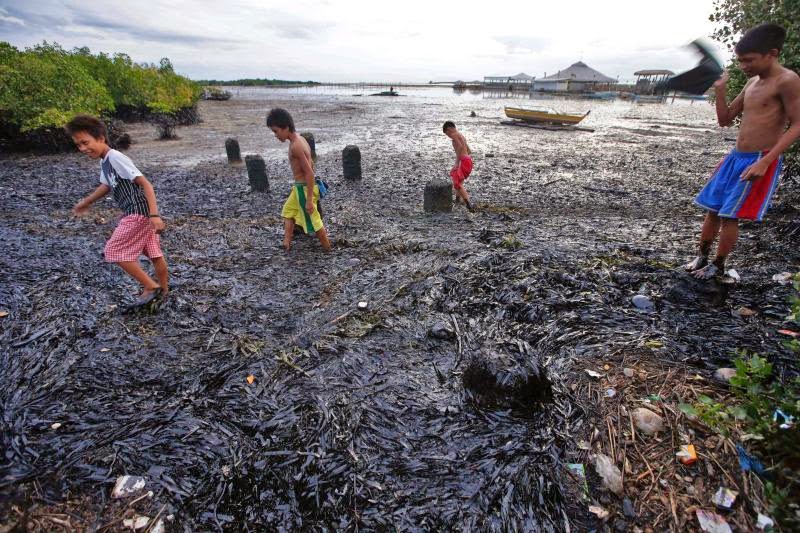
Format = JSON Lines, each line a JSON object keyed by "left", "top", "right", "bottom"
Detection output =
{"left": 99, "top": 149, "right": 149, "bottom": 216}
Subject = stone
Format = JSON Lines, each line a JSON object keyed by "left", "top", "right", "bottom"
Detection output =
{"left": 632, "top": 294, "right": 654, "bottom": 311}
{"left": 112, "top": 475, "right": 146, "bottom": 498}
{"left": 714, "top": 368, "right": 737, "bottom": 382}
{"left": 245, "top": 155, "right": 269, "bottom": 192}
{"left": 300, "top": 132, "right": 317, "bottom": 162}
{"left": 623, "top": 367, "right": 635, "bottom": 378}
{"left": 632, "top": 408, "right": 664, "bottom": 435}
{"left": 342, "top": 145, "right": 362, "bottom": 179}
{"left": 423, "top": 179, "right": 453, "bottom": 213}
{"left": 225, "top": 138, "right": 242, "bottom": 164}
{"left": 623, "top": 497, "right": 636, "bottom": 518}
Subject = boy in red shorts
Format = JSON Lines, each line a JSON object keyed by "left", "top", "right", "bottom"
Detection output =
{"left": 67, "top": 115, "right": 169, "bottom": 307}
{"left": 443, "top": 121, "right": 474, "bottom": 211}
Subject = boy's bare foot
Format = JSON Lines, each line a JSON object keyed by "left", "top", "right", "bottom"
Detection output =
{"left": 683, "top": 256, "right": 708, "bottom": 271}
{"left": 692, "top": 264, "right": 719, "bottom": 280}
{"left": 465, "top": 200, "right": 474, "bottom": 212}
{"left": 123, "top": 287, "right": 162, "bottom": 313}
{"left": 283, "top": 240, "right": 292, "bottom": 252}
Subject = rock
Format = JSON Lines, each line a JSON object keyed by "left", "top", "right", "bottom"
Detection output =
{"left": 300, "top": 132, "right": 316, "bottom": 162}
{"left": 622, "top": 497, "right": 636, "bottom": 518}
{"left": 470, "top": 110, "right": 476, "bottom": 117}
{"left": 225, "top": 138, "right": 242, "bottom": 164}
{"left": 594, "top": 453, "right": 623, "bottom": 496}
{"left": 714, "top": 368, "right": 736, "bottom": 382}
{"left": 429, "top": 321, "right": 454, "bottom": 340}
{"left": 632, "top": 408, "right": 664, "bottom": 435}
{"left": 245, "top": 155, "right": 269, "bottom": 192}
{"left": 111, "top": 475, "right": 146, "bottom": 498}
{"left": 357, "top": 301, "right": 368, "bottom": 310}
{"left": 423, "top": 179, "right": 453, "bottom": 213}
{"left": 632, "top": 294, "right": 654, "bottom": 311}
{"left": 623, "top": 367, "right": 635, "bottom": 378}
{"left": 342, "top": 145, "right": 362, "bottom": 180}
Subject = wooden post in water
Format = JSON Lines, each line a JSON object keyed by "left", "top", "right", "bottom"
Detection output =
{"left": 423, "top": 179, "right": 452, "bottom": 213}
{"left": 300, "top": 132, "right": 317, "bottom": 163}
{"left": 245, "top": 155, "right": 269, "bottom": 192}
{"left": 225, "top": 138, "right": 242, "bottom": 164}
{"left": 342, "top": 145, "right": 361, "bottom": 180}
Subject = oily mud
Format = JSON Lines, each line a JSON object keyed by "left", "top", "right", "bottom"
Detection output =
{"left": 1, "top": 89, "right": 798, "bottom": 530}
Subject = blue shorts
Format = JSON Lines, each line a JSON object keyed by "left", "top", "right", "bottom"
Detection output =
{"left": 694, "top": 149, "right": 782, "bottom": 222}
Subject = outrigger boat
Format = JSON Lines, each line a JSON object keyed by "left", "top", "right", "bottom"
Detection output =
{"left": 504, "top": 106, "right": 589, "bottom": 126}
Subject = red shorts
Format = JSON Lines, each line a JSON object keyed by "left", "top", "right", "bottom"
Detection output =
{"left": 450, "top": 155, "right": 473, "bottom": 189}
{"left": 104, "top": 214, "right": 163, "bottom": 262}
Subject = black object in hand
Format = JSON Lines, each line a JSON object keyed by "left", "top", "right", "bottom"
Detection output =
{"left": 661, "top": 39, "right": 724, "bottom": 95}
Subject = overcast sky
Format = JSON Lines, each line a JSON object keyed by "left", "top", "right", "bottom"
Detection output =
{"left": 0, "top": 0, "right": 729, "bottom": 83}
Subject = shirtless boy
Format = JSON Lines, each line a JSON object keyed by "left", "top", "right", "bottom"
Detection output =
{"left": 267, "top": 108, "right": 331, "bottom": 251}
{"left": 443, "top": 121, "right": 474, "bottom": 211}
{"left": 685, "top": 23, "right": 800, "bottom": 279}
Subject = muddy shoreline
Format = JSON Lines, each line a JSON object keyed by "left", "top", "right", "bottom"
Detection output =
{"left": 1, "top": 90, "right": 798, "bottom": 530}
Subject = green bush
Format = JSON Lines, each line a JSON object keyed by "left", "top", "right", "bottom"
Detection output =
{"left": 710, "top": 0, "right": 800, "bottom": 177}
{"left": 0, "top": 41, "right": 200, "bottom": 135}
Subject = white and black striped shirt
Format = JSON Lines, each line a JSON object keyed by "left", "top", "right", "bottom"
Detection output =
{"left": 99, "top": 149, "right": 149, "bottom": 216}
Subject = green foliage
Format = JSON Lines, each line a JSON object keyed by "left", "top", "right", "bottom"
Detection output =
{"left": 0, "top": 41, "right": 200, "bottom": 133}
{"left": 195, "top": 78, "right": 320, "bottom": 86}
{"left": 709, "top": 0, "right": 800, "bottom": 176}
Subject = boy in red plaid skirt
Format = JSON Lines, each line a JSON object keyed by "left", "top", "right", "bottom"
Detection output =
{"left": 67, "top": 115, "right": 168, "bottom": 307}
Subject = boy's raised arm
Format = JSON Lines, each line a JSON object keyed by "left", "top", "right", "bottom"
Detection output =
{"left": 73, "top": 184, "right": 110, "bottom": 216}
{"left": 714, "top": 73, "right": 747, "bottom": 127}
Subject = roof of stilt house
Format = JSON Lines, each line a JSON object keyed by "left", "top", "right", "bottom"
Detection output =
{"left": 541, "top": 61, "right": 616, "bottom": 83}
{"left": 509, "top": 72, "right": 534, "bottom": 81}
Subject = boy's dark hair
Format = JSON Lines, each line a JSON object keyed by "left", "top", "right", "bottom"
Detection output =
{"left": 65, "top": 114, "right": 107, "bottom": 141}
{"left": 735, "top": 23, "right": 786, "bottom": 55}
{"left": 266, "top": 108, "right": 296, "bottom": 132}
{"left": 442, "top": 120, "right": 455, "bottom": 132}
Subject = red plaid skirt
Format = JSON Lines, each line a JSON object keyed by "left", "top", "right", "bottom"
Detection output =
{"left": 104, "top": 214, "right": 163, "bottom": 262}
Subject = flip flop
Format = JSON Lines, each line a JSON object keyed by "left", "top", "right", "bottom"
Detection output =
{"left": 122, "top": 287, "right": 162, "bottom": 313}
{"left": 683, "top": 256, "right": 708, "bottom": 272}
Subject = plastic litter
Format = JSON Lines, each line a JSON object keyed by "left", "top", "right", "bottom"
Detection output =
{"left": 711, "top": 487, "right": 737, "bottom": 510}
{"left": 756, "top": 513, "right": 774, "bottom": 530}
{"left": 246, "top": 374, "right": 255, "bottom": 384}
{"left": 588, "top": 505, "right": 610, "bottom": 519}
{"left": 676, "top": 444, "right": 697, "bottom": 465}
{"left": 0, "top": 311, "right": 8, "bottom": 318}
{"left": 696, "top": 509, "right": 732, "bottom": 533}
{"left": 632, "top": 407, "right": 664, "bottom": 435}
{"left": 724, "top": 269, "right": 740, "bottom": 282}
{"left": 777, "top": 329, "right": 798, "bottom": 338}
{"left": 736, "top": 444, "right": 767, "bottom": 477}
{"left": 357, "top": 301, "right": 368, "bottom": 309}
{"left": 714, "top": 368, "right": 736, "bottom": 382}
{"left": 594, "top": 453, "right": 623, "bottom": 496}
{"left": 605, "top": 388, "right": 617, "bottom": 398}
{"left": 773, "top": 409, "right": 795, "bottom": 430}
{"left": 585, "top": 369, "right": 602, "bottom": 378}
{"left": 772, "top": 272, "right": 793, "bottom": 285}
{"left": 50, "top": 423, "right": 61, "bottom": 430}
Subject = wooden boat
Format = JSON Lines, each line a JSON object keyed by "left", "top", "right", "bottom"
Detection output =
{"left": 504, "top": 106, "right": 589, "bottom": 125}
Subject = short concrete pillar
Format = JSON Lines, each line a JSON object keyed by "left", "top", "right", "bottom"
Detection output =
{"left": 342, "top": 145, "right": 362, "bottom": 180}
{"left": 423, "top": 179, "right": 452, "bottom": 213}
{"left": 245, "top": 155, "right": 269, "bottom": 192}
{"left": 300, "top": 132, "right": 317, "bottom": 162}
{"left": 225, "top": 138, "right": 242, "bottom": 164}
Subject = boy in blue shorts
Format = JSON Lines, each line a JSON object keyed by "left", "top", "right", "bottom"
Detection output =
{"left": 684, "top": 23, "right": 800, "bottom": 279}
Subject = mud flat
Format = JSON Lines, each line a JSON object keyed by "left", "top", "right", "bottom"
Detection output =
{"left": 1, "top": 88, "right": 798, "bottom": 530}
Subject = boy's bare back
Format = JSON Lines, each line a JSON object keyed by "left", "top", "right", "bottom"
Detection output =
{"left": 451, "top": 131, "right": 471, "bottom": 158}
{"left": 289, "top": 136, "right": 314, "bottom": 182}
{"left": 735, "top": 67, "right": 800, "bottom": 152}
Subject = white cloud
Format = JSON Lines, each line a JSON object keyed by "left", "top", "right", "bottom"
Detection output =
{"left": 0, "top": 0, "right": 727, "bottom": 82}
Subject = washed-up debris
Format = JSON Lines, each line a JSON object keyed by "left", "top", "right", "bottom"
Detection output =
{"left": 589, "top": 505, "right": 610, "bottom": 520}
{"left": 594, "top": 453, "right": 623, "bottom": 496}
{"left": 622, "top": 367, "right": 635, "bottom": 378}
{"left": 756, "top": 513, "right": 775, "bottom": 530}
{"left": 632, "top": 294, "right": 654, "bottom": 310}
{"left": 724, "top": 269, "right": 740, "bottom": 282}
{"left": 736, "top": 444, "right": 767, "bottom": 476}
{"left": 112, "top": 475, "right": 146, "bottom": 499}
{"left": 773, "top": 409, "right": 795, "bottom": 429}
{"left": 50, "top": 422, "right": 62, "bottom": 430}
{"left": 246, "top": 374, "right": 255, "bottom": 384}
{"left": 711, "top": 487, "right": 738, "bottom": 510}
{"left": 123, "top": 516, "right": 152, "bottom": 530}
{"left": 778, "top": 329, "right": 798, "bottom": 337}
{"left": 566, "top": 463, "right": 589, "bottom": 501}
{"left": 714, "top": 367, "right": 737, "bottom": 382}
{"left": 696, "top": 509, "right": 733, "bottom": 533}
{"left": 605, "top": 388, "right": 617, "bottom": 398}
{"left": 0, "top": 311, "right": 8, "bottom": 318}
{"left": 632, "top": 407, "right": 664, "bottom": 435}
{"left": 676, "top": 444, "right": 697, "bottom": 465}
{"left": 772, "top": 272, "right": 793, "bottom": 285}
{"left": 585, "top": 369, "right": 603, "bottom": 379}
{"left": 357, "top": 300, "right": 369, "bottom": 310}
